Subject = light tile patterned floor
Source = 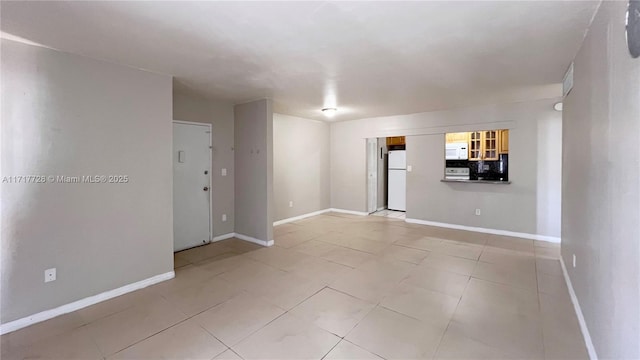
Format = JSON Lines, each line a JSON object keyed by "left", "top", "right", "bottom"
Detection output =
{"left": 371, "top": 209, "right": 406, "bottom": 220}
{"left": 1, "top": 212, "right": 588, "bottom": 359}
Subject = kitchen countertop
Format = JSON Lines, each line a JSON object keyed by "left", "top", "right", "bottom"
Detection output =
{"left": 441, "top": 179, "right": 511, "bottom": 184}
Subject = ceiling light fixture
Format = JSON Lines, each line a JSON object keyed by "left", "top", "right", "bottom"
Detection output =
{"left": 553, "top": 102, "right": 563, "bottom": 111}
{"left": 322, "top": 108, "right": 337, "bottom": 117}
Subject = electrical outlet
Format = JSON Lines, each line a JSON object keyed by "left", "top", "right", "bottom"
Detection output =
{"left": 475, "top": 208, "right": 481, "bottom": 216}
{"left": 573, "top": 254, "right": 576, "bottom": 268}
{"left": 221, "top": 168, "right": 227, "bottom": 176}
{"left": 289, "top": 201, "right": 294, "bottom": 208}
{"left": 222, "top": 214, "right": 227, "bottom": 222}
{"left": 45, "top": 268, "right": 56, "bottom": 283}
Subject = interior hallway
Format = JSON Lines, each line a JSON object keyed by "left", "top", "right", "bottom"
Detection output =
{"left": 1, "top": 212, "right": 585, "bottom": 359}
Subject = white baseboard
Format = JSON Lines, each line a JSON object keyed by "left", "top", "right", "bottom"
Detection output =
{"left": 234, "top": 233, "right": 274, "bottom": 247}
{"left": 376, "top": 206, "right": 387, "bottom": 211}
{"left": 404, "top": 218, "right": 561, "bottom": 243}
{"left": 213, "top": 232, "right": 274, "bottom": 247}
{"left": 0, "top": 271, "right": 175, "bottom": 335}
{"left": 328, "top": 208, "right": 369, "bottom": 216}
{"left": 274, "top": 209, "right": 331, "bottom": 226}
{"left": 212, "top": 232, "right": 235, "bottom": 242}
{"left": 560, "top": 257, "right": 598, "bottom": 360}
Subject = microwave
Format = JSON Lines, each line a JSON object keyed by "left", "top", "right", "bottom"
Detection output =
{"left": 445, "top": 142, "right": 468, "bottom": 160}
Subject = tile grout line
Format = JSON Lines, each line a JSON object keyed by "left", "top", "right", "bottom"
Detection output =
{"left": 105, "top": 314, "right": 194, "bottom": 358}
{"left": 107, "top": 257, "right": 287, "bottom": 357}
{"left": 534, "top": 253, "right": 547, "bottom": 359}
{"left": 9, "top": 215, "right": 565, "bottom": 359}
{"left": 318, "top": 337, "right": 342, "bottom": 360}
{"left": 430, "top": 245, "right": 480, "bottom": 358}
{"left": 225, "top": 285, "right": 333, "bottom": 357}
{"left": 113, "top": 281, "right": 256, "bottom": 355}
{"left": 155, "top": 237, "right": 539, "bottom": 359}
{"left": 225, "top": 309, "right": 290, "bottom": 354}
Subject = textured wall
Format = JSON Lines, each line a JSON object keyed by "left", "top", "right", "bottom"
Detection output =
{"left": 561, "top": 1, "right": 640, "bottom": 358}
{"left": 330, "top": 98, "right": 562, "bottom": 237}
{"left": 273, "top": 114, "right": 329, "bottom": 221}
{"left": 173, "top": 91, "right": 235, "bottom": 236}
{"left": 234, "top": 100, "right": 273, "bottom": 242}
{"left": 1, "top": 40, "right": 174, "bottom": 323}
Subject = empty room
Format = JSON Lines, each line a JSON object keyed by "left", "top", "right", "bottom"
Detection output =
{"left": 1, "top": 1, "right": 638, "bottom": 359}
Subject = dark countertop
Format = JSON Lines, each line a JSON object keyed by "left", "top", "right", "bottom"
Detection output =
{"left": 441, "top": 179, "right": 511, "bottom": 185}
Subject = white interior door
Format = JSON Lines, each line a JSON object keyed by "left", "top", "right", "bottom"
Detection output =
{"left": 366, "top": 138, "right": 378, "bottom": 214}
{"left": 173, "top": 122, "right": 211, "bottom": 251}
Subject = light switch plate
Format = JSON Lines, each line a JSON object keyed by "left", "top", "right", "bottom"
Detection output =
{"left": 221, "top": 168, "right": 227, "bottom": 176}
{"left": 407, "top": 165, "right": 413, "bottom": 172}
{"left": 222, "top": 214, "right": 227, "bottom": 222}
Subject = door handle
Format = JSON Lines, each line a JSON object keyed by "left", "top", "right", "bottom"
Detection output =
{"left": 203, "top": 187, "right": 209, "bottom": 191}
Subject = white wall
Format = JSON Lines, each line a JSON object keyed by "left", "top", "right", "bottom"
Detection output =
{"left": 1, "top": 39, "right": 174, "bottom": 323}
{"left": 330, "top": 98, "right": 562, "bottom": 237}
{"left": 536, "top": 115, "right": 562, "bottom": 237}
{"left": 273, "top": 114, "right": 329, "bottom": 221}
{"left": 173, "top": 91, "right": 235, "bottom": 237}
{"left": 234, "top": 99, "right": 274, "bottom": 243}
{"left": 562, "top": 1, "right": 640, "bottom": 358}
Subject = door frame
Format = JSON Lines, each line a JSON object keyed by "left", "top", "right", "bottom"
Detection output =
{"left": 366, "top": 138, "right": 378, "bottom": 214}
{"left": 173, "top": 120, "right": 213, "bottom": 243}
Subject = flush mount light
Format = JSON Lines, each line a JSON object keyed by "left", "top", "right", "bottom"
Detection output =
{"left": 553, "top": 102, "right": 563, "bottom": 111}
{"left": 322, "top": 108, "right": 337, "bottom": 117}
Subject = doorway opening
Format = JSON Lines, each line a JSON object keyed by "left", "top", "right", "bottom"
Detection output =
{"left": 366, "top": 136, "right": 406, "bottom": 218}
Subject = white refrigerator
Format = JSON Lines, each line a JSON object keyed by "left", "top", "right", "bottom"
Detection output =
{"left": 388, "top": 150, "right": 406, "bottom": 211}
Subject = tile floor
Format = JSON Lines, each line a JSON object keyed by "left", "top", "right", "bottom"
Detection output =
{"left": 371, "top": 209, "right": 406, "bottom": 220}
{"left": 1, "top": 212, "right": 588, "bottom": 359}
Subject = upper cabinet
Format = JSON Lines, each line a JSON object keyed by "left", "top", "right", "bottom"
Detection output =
{"left": 386, "top": 136, "right": 406, "bottom": 146}
{"left": 469, "top": 131, "right": 482, "bottom": 160}
{"left": 468, "top": 130, "right": 504, "bottom": 161}
{"left": 483, "top": 130, "right": 499, "bottom": 160}
{"left": 445, "top": 129, "right": 509, "bottom": 161}
{"left": 445, "top": 132, "right": 468, "bottom": 144}
{"left": 499, "top": 130, "right": 509, "bottom": 154}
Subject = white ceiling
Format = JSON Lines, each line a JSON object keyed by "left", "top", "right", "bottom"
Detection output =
{"left": 1, "top": 1, "right": 599, "bottom": 121}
